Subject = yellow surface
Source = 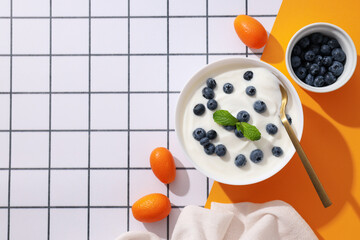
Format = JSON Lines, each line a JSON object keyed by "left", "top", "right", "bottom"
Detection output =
{"left": 206, "top": 0, "right": 360, "bottom": 239}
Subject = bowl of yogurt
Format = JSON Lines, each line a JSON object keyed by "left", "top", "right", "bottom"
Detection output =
{"left": 175, "top": 58, "right": 304, "bottom": 185}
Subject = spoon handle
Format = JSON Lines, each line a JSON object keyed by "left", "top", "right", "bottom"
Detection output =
{"left": 282, "top": 120, "right": 332, "bottom": 208}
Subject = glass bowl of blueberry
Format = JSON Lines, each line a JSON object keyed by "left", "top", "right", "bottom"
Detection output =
{"left": 285, "top": 22, "right": 357, "bottom": 93}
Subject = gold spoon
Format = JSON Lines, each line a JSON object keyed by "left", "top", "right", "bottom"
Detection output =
{"left": 279, "top": 84, "right": 332, "bottom": 208}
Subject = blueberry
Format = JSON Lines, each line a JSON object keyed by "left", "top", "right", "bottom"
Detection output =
{"left": 200, "top": 137, "right": 210, "bottom": 146}
{"left": 332, "top": 48, "right": 346, "bottom": 62}
{"left": 298, "top": 36, "right": 310, "bottom": 49}
{"left": 243, "top": 71, "right": 253, "bottom": 80}
{"left": 286, "top": 114, "right": 292, "bottom": 125}
{"left": 319, "top": 66, "right": 326, "bottom": 76}
{"left": 322, "top": 56, "right": 333, "bottom": 67}
{"left": 266, "top": 123, "right": 278, "bottom": 135}
{"left": 322, "top": 35, "right": 330, "bottom": 45}
{"left": 310, "top": 64, "right": 320, "bottom": 75}
{"left": 207, "top": 99, "right": 218, "bottom": 110}
{"left": 223, "top": 83, "right": 234, "bottom": 94}
{"left": 295, "top": 67, "right": 307, "bottom": 80}
{"left": 193, "top": 103, "right": 205, "bottom": 116}
{"left": 314, "top": 55, "right": 323, "bottom": 65}
{"left": 292, "top": 45, "right": 302, "bottom": 56}
{"left": 215, "top": 144, "right": 227, "bottom": 157}
{"left": 223, "top": 125, "right": 235, "bottom": 131}
{"left": 234, "top": 129, "right": 244, "bottom": 138}
{"left": 305, "top": 74, "right": 314, "bottom": 86}
{"left": 253, "top": 100, "right": 267, "bottom": 113}
{"left": 320, "top": 44, "right": 331, "bottom": 55}
{"left": 324, "top": 72, "right": 337, "bottom": 85}
{"left": 250, "top": 149, "right": 264, "bottom": 163}
{"left": 303, "top": 62, "right": 312, "bottom": 70}
{"left": 310, "top": 33, "right": 323, "bottom": 44}
{"left": 206, "top": 78, "right": 217, "bottom": 89}
{"left": 329, "top": 61, "right": 344, "bottom": 77}
{"left": 328, "top": 38, "right": 340, "bottom": 49}
{"left": 202, "top": 87, "right": 214, "bottom": 99}
{"left": 235, "top": 154, "right": 247, "bottom": 167}
{"left": 272, "top": 146, "right": 283, "bottom": 157}
{"left": 314, "top": 76, "right": 325, "bottom": 87}
{"left": 304, "top": 50, "right": 315, "bottom": 61}
{"left": 204, "top": 143, "right": 215, "bottom": 155}
{"left": 236, "top": 110, "right": 250, "bottom": 122}
{"left": 206, "top": 130, "right": 217, "bottom": 140}
{"left": 245, "top": 86, "right": 256, "bottom": 96}
{"left": 309, "top": 44, "right": 320, "bottom": 55}
{"left": 291, "top": 56, "right": 301, "bottom": 68}
{"left": 193, "top": 128, "right": 206, "bottom": 141}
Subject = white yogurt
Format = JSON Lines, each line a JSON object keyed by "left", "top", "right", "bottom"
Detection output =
{"left": 181, "top": 67, "right": 297, "bottom": 183}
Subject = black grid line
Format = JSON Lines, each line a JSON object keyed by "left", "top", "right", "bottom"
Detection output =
{"left": 87, "top": 0, "right": 92, "bottom": 239}
{"left": 0, "top": 129, "right": 176, "bottom": 132}
{"left": 127, "top": 0, "right": 131, "bottom": 232}
{"left": 0, "top": 52, "right": 263, "bottom": 57}
{"left": 0, "top": 14, "right": 277, "bottom": 19}
{"left": 0, "top": 167, "right": 196, "bottom": 171}
{"left": 7, "top": 0, "right": 13, "bottom": 239}
{"left": 47, "top": 0, "right": 52, "bottom": 239}
{"left": 0, "top": 91, "right": 181, "bottom": 94}
{"left": 166, "top": 0, "right": 170, "bottom": 238}
{"left": 0, "top": 205, "right": 194, "bottom": 209}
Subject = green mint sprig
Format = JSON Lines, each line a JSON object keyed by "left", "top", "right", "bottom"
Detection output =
{"left": 213, "top": 110, "right": 261, "bottom": 141}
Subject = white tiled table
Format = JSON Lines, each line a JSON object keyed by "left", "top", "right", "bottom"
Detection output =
{"left": 0, "top": 0, "right": 283, "bottom": 239}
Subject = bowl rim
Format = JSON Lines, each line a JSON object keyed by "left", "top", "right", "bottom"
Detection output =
{"left": 285, "top": 22, "right": 357, "bottom": 93}
{"left": 175, "top": 57, "right": 304, "bottom": 185}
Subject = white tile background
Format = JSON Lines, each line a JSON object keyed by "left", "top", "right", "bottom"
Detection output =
{"left": 0, "top": 0, "right": 282, "bottom": 239}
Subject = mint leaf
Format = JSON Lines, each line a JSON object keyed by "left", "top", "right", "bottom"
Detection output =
{"left": 213, "top": 110, "right": 238, "bottom": 126}
{"left": 240, "top": 122, "right": 261, "bottom": 141}
{"left": 235, "top": 122, "right": 243, "bottom": 132}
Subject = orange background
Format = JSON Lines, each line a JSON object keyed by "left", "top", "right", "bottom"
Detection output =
{"left": 205, "top": 0, "right": 360, "bottom": 239}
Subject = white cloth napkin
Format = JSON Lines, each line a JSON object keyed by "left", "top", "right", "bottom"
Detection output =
{"left": 116, "top": 200, "right": 318, "bottom": 240}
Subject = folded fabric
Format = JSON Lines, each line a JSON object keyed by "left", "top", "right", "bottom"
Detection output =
{"left": 116, "top": 200, "right": 318, "bottom": 240}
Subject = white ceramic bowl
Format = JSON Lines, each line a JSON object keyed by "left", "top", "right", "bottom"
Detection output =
{"left": 285, "top": 22, "right": 357, "bottom": 93}
{"left": 175, "top": 58, "right": 304, "bottom": 185}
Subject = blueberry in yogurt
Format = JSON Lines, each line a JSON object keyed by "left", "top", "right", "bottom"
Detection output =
{"left": 272, "top": 146, "right": 283, "bottom": 157}
{"left": 204, "top": 143, "right": 215, "bottom": 155}
{"left": 246, "top": 86, "right": 256, "bottom": 96}
{"left": 193, "top": 128, "right": 206, "bottom": 141}
{"left": 215, "top": 144, "right": 227, "bottom": 157}
{"left": 236, "top": 110, "right": 250, "bottom": 123}
{"left": 234, "top": 129, "right": 244, "bottom": 138}
{"left": 206, "top": 130, "right": 217, "bottom": 140}
{"left": 223, "top": 83, "right": 234, "bottom": 94}
{"left": 235, "top": 154, "right": 247, "bottom": 167}
{"left": 207, "top": 99, "right": 218, "bottom": 110}
{"left": 253, "top": 100, "right": 267, "bottom": 113}
{"left": 266, "top": 123, "right": 278, "bottom": 135}
{"left": 202, "top": 87, "right": 214, "bottom": 99}
{"left": 250, "top": 149, "right": 264, "bottom": 163}
{"left": 200, "top": 137, "right": 210, "bottom": 146}
{"left": 193, "top": 103, "right": 205, "bottom": 116}
{"left": 206, "top": 78, "right": 217, "bottom": 89}
{"left": 243, "top": 71, "right": 253, "bottom": 80}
